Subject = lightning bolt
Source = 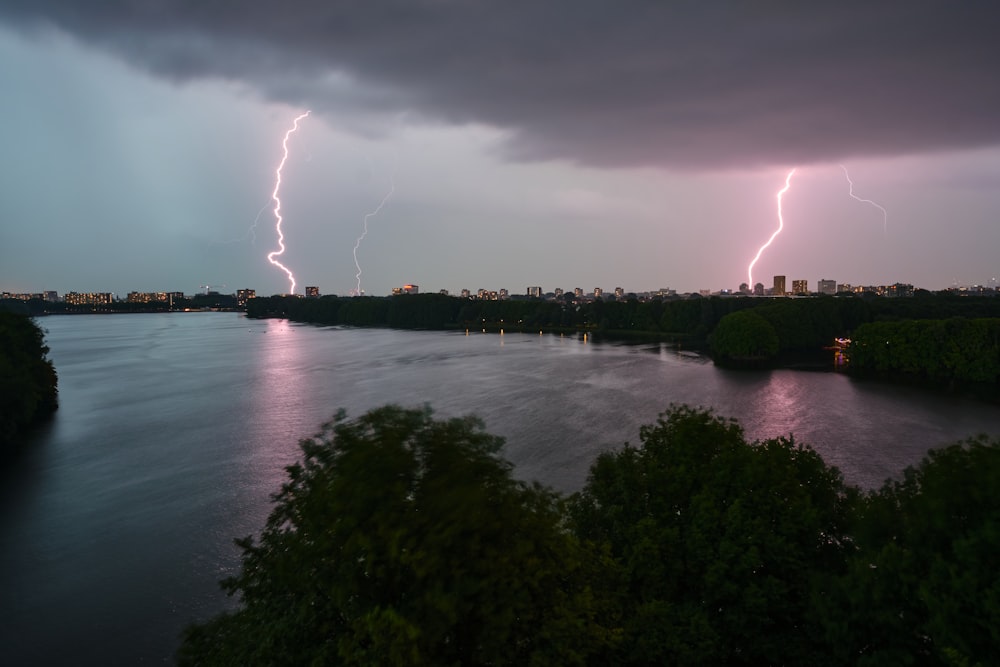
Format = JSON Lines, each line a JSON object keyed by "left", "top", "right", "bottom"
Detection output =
{"left": 841, "top": 164, "right": 887, "bottom": 237}
{"left": 245, "top": 201, "right": 272, "bottom": 245}
{"left": 266, "top": 110, "right": 310, "bottom": 295}
{"left": 748, "top": 168, "right": 796, "bottom": 289}
{"left": 352, "top": 169, "right": 395, "bottom": 296}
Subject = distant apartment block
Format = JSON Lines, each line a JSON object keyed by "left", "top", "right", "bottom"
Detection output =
{"left": 817, "top": 279, "right": 837, "bottom": 295}
{"left": 236, "top": 289, "right": 256, "bottom": 307}
{"left": 887, "top": 283, "right": 914, "bottom": 298}
{"left": 773, "top": 275, "right": 786, "bottom": 296}
{"left": 127, "top": 292, "right": 170, "bottom": 303}
{"left": 527, "top": 286, "right": 542, "bottom": 298}
{"left": 593, "top": 287, "right": 603, "bottom": 298}
{"left": 391, "top": 284, "right": 419, "bottom": 295}
{"left": 614, "top": 286, "right": 624, "bottom": 300}
{"left": 2, "top": 291, "right": 49, "bottom": 301}
{"left": 573, "top": 287, "right": 583, "bottom": 298}
{"left": 792, "top": 279, "right": 808, "bottom": 295}
{"left": 65, "top": 292, "right": 114, "bottom": 306}
{"left": 305, "top": 286, "right": 319, "bottom": 298}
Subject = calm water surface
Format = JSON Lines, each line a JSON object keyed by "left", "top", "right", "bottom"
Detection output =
{"left": 2, "top": 312, "right": 998, "bottom": 664}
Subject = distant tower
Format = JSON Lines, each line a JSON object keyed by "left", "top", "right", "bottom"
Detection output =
{"left": 305, "top": 286, "right": 319, "bottom": 298}
{"left": 773, "top": 275, "right": 786, "bottom": 296}
{"left": 817, "top": 279, "right": 836, "bottom": 295}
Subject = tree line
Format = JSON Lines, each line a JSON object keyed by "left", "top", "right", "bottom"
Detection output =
{"left": 179, "top": 404, "right": 1000, "bottom": 666}
{"left": 248, "top": 292, "right": 1000, "bottom": 386}
{"left": 0, "top": 312, "right": 58, "bottom": 451}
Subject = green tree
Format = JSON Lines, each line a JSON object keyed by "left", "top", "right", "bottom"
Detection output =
{"left": 179, "top": 405, "right": 610, "bottom": 666}
{"left": 569, "top": 405, "right": 854, "bottom": 666}
{"left": 0, "top": 312, "right": 58, "bottom": 450}
{"left": 709, "top": 309, "right": 780, "bottom": 367}
{"left": 821, "top": 436, "right": 1000, "bottom": 667}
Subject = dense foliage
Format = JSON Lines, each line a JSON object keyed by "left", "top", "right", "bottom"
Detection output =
{"left": 179, "top": 406, "right": 610, "bottom": 666}
{"left": 247, "top": 292, "right": 1000, "bottom": 365}
{"left": 570, "top": 405, "right": 855, "bottom": 665}
{"left": 0, "top": 312, "right": 58, "bottom": 449}
{"left": 820, "top": 435, "right": 1000, "bottom": 666}
{"left": 180, "top": 404, "right": 1000, "bottom": 665}
{"left": 709, "top": 309, "right": 780, "bottom": 366}
{"left": 849, "top": 318, "right": 1000, "bottom": 386}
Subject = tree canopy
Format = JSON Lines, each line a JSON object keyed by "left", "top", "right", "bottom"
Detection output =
{"left": 179, "top": 403, "right": 1000, "bottom": 666}
{"left": 709, "top": 309, "right": 780, "bottom": 366}
{"left": 0, "top": 312, "right": 58, "bottom": 450}
{"left": 820, "top": 435, "right": 1000, "bottom": 666}
{"left": 179, "top": 405, "right": 609, "bottom": 666}
{"left": 569, "top": 404, "right": 855, "bottom": 666}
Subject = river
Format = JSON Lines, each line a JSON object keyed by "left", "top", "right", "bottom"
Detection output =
{"left": 2, "top": 312, "right": 997, "bottom": 664}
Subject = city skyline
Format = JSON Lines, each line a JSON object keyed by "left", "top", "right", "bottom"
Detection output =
{"left": 2, "top": 4, "right": 999, "bottom": 297}
{"left": 5, "top": 272, "right": 993, "bottom": 303}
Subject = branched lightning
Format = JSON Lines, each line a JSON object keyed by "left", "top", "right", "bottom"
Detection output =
{"left": 246, "top": 201, "right": 272, "bottom": 245}
{"left": 353, "top": 170, "right": 395, "bottom": 295}
{"left": 748, "top": 168, "right": 796, "bottom": 289}
{"left": 841, "top": 164, "right": 887, "bottom": 237}
{"left": 266, "top": 110, "right": 310, "bottom": 295}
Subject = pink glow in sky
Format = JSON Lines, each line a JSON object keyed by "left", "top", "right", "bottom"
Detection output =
{"left": 1, "top": 4, "right": 999, "bottom": 297}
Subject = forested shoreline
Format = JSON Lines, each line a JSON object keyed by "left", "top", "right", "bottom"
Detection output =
{"left": 180, "top": 404, "right": 1000, "bottom": 666}
{"left": 0, "top": 312, "right": 58, "bottom": 451}
{"left": 247, "top": 292, "right": 1000, "bottom": 392}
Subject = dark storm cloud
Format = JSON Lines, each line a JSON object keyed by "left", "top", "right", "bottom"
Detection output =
{"left": 4, "top": 1, "right": 999, "bottom": 169}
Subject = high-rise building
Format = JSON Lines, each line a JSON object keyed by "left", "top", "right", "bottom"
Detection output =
{"left": 553, "top": 288, "right": 564, "bottom": 297}
{"left": 753, "top": 283, "right": 765, "bottom": 296}
{"left": 792, "top": 279, "right": 808, "bottom": 295}
{"left": 773, "top": 275, "right": 786, "bottom": 296}
{"left": 614, "top": 286, "right": 624, "bottom": 300}
{"left": 817, "top": 279, "right": 836, "bottom": 295}
{"left": 236, "top": 289, "right": 256, "bottom": 307}
{"left": 527, "top": 286, "right": 542, "bottom": 298}
{"left": 460, "top": 289, "right": 471, "bottom": 298}
{"left": 574, "top": 287, "right": 583, "bottom": 298}
{"left": 305, "top": 286, "right": 319, "bottom": 298}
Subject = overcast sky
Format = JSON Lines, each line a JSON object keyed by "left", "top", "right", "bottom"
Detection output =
{"left": 2, "top": 1, "right": 998, "bottom": 297}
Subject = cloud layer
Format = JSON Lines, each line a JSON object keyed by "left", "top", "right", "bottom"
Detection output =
{"left": 4, "top": 1, "right": 999, "bottom": 170}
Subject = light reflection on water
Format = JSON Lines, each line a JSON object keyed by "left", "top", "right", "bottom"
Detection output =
{"left": 1, "top": 312, "right": 998, "bottom": 665}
